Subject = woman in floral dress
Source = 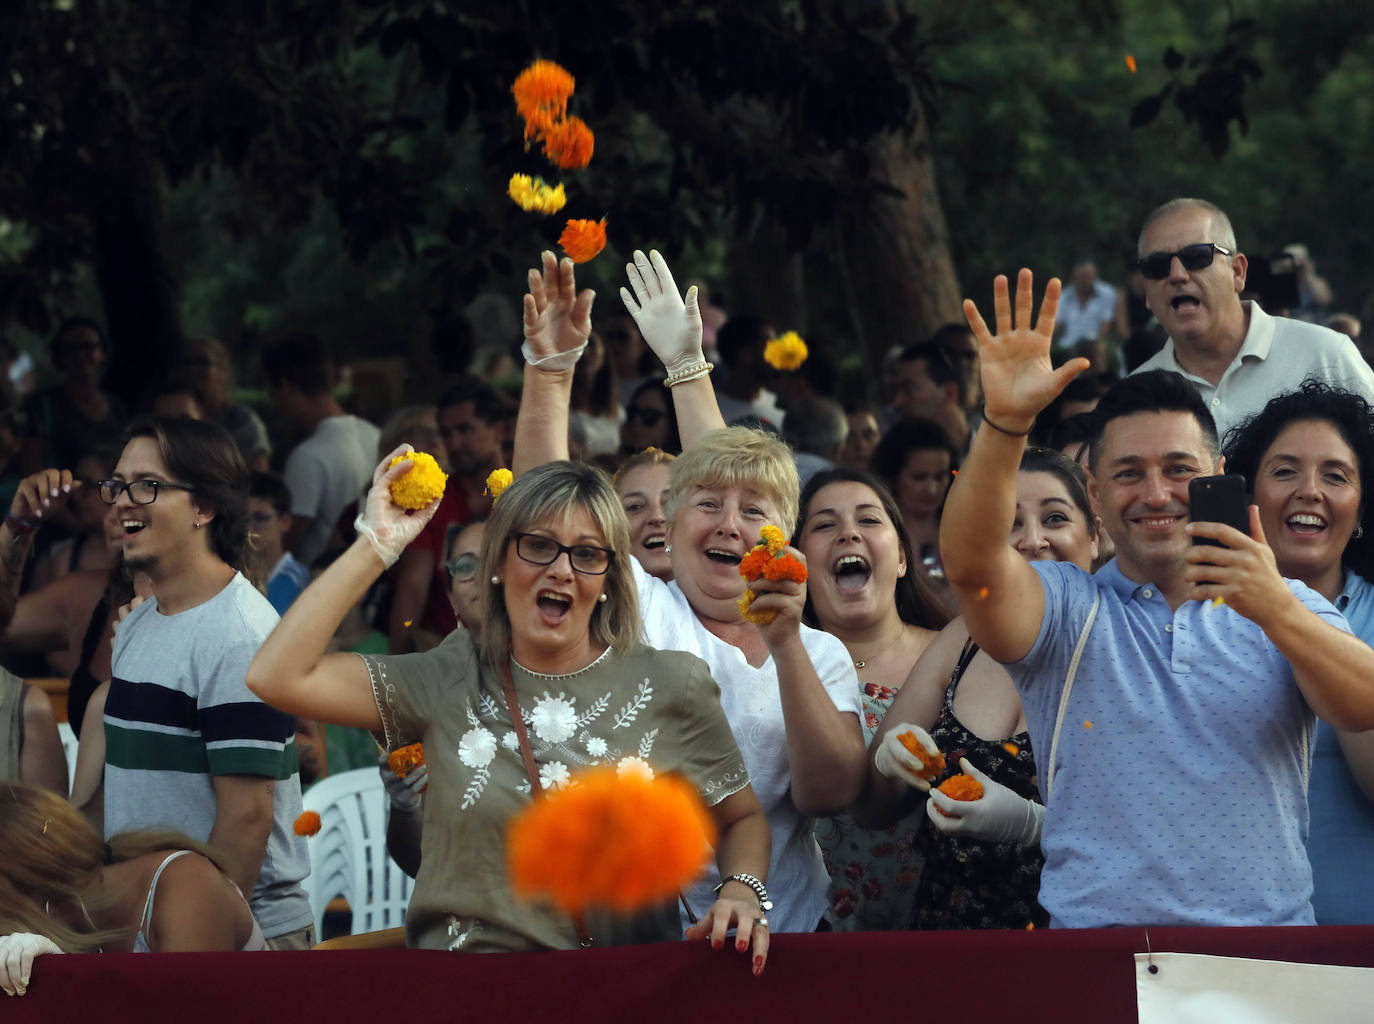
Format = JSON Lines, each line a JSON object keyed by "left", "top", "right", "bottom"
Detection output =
{"left": 247, "top": 447, "right": 772, "bottom": 965}
{"left": 794, "top": 467, "right": 951, "bottom": 929}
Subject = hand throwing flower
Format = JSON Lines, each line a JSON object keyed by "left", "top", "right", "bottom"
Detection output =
{"left": 508, "top": 173, "right": 567, "bottom": 215}
{"left": 507, "top": 766, "right": 716, "bottom": 915}
{"left": 764, "top": 331, "right": 809, "bottom": 371}
{"left": 388, "top": 451, "right": 447, "bottom": 510}
{"left": 559, "top": 218, "right": 607, "bottom": 264}
{"left": 737, "top": 524, "right": 807, "bottom": 624}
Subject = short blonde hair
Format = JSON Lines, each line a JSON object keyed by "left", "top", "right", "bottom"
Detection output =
{"left": 666, "top": 427, "right": 800, "bottom": 533}
{"left": 614, "top": 446, "right": 675, "bottom": 488}
{"left": 479, "top": 461, "right": 639, "bottom": 667}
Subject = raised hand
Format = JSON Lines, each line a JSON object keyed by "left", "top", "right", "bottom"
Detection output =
{"left": 963, "top": 269, "right": 1089, "bottom": 433}
{"left": 9, "top": 468, "right": 79, "bottom": 525}
{"left": 354, "top": 446, "right": 441, "bottom": 568}
{"left": 620, "top": 249, "right": 705, "bottom": 377}
{"left": 522, "top": 250, "right": 594, "bottom": 370}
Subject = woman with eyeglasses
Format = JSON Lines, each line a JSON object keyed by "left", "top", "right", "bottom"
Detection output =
{"left": 515, "top": 250, "right": 866, "bottom": 938}
{"left": 247, "top": 451, "right": 773, "bottom": 968}
{"left": 620, "top": 379, "right": 681, "bottom": 456}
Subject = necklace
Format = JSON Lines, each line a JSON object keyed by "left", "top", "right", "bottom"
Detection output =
{"left": 511, "top": 645, "right": 612, "bottom": 680}
{"left": 851, "top": 627, "right": 905, "bottom": 670}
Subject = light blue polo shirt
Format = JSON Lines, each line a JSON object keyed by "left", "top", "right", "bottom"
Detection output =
{"left": 1011, "top": 558, "right": 1346, "bottom": 928}
{"left": 1308, "top": 569, "right": 1374, "bottom": 924}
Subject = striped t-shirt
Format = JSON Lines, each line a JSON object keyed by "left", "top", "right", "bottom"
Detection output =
{"left": 105, "top": 571, "right": 312, "bottom": 938}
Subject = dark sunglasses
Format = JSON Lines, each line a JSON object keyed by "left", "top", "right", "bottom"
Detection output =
{"left": 626, "top": 406, "right": 665, "bottom": 427}
{"left": 1136, "top": 242, "right": 1233, "bottom": 281}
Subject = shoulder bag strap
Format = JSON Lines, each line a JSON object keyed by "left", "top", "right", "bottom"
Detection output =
{"left": 499, "top": 659, "right": 594, "bottom": 948}
{"left": 1045, "top": 591, "right": 1100, "bottom": 802}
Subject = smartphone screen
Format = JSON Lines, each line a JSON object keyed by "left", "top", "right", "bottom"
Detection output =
{"left": 1189, "top": 474, "right": 1250, "bottom": 548}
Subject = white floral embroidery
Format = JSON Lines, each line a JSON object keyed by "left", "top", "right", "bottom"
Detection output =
{"left": 612, "top": 679, "right": 654, "bottom": 729}
{"left": 530, "top": 693, "right": 577, "bottom": 743}
{"left": 501, "top": 731, "right": 520, "bottom": 752}
{"left": 616, "top": 755, "right": 654, "bottom": 781}
{"left": 638, "top": 728, "right": 658, "bottom": 759}
{"left": 458, "top": 727, "right": 497, "bottom": 768}
{"left": 540, "top": 760, "right": 572, "bottom": 790}
{"left": 585, "top": 736, "right": 608, "bottom": 757}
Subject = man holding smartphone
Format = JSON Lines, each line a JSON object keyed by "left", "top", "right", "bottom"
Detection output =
{"left": 1130, "top": 197, "right": 1374, "bottom": 438}
{"left": 936, "top": 270, "right": 1374, "bottom": 928}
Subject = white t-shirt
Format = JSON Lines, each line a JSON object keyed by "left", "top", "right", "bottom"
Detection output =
{"left": 631, "top": 559, "right": 863, "bottom": 933}
{"left": 284, "top": 415, "right": 381, "bottom": 567}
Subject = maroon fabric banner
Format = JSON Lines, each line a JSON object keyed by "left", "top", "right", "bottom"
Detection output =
{"left": 9, "top": 927, "right": 1374, "bottom": 1023}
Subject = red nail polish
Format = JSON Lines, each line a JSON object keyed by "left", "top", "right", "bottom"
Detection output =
{"left": 712, "top": 940, "right": 722, "bottom": 950}
{"left": 754, "top": 956, "right": 764, "bottom": 967}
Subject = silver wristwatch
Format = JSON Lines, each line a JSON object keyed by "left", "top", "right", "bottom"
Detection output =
{"left": 714, "top": 872, "right": 772, "bottom": 911}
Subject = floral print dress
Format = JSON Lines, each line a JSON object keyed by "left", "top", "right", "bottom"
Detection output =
{"left": 912, "top": 640, "right": 1049, "bottom": 930}
{"left": 817, "top": 680, "right": 926, "bottom": 930}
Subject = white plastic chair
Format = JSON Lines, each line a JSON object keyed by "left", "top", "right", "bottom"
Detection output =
{"left": 57, "top": 721, "right": 79, "bottom": 792}
{"left": 300, "top": 767, "right": 412, "bottom": 935}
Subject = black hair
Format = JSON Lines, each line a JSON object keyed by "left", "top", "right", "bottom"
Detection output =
{"left": 436, "top": 375, "right": 511, "bottom": 424}
{"left": 50, "top": 317, "right": 108, "bottom": 371}
{"left": 123, "top": 416, "right": 250, "bottom": 571}
{"left": 260, "top": 334, "right": 332, "bottom": 395}
{"left": 1049, "top": 411, "right": 1098, "bottom": 460}
{"left": 796, "top": 467, "right": 953, "bottom": 630}
{"left": 898, "top": 341, "right": 965, "bottom": 406}
{"left": 1019, "top": 447, "right": 1097, "bottom": 538}
{"left": 622, "top": 377, "right": 681, "bottom": 455}
{"left": 1222, "top": 380, "right": 1374, "bottom": 580}
{"left": 715, "top": 315, "right": 770, "bottom": 371}
{"left": 1087, "top": 371, "right": 1218, "bottom": 472}
{"left": 871, "top": 416, "right": 959, "bottom": 492}
{"left": 249, "top": 471, "right": 292, "bottom": 516}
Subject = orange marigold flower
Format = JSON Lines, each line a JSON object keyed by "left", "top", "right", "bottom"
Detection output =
{"left": 1003, "top": 742, "right": 1021, "bottom": 757}
{"left": 738, "top": 548, "right": 771, "bottom": 579}
{"left": 935, "top": 773, "right": 985, "bottom": 810}
{"left": 558, "top": 218, "right": 607, "bottom": 264}
{"left": 387, "top": 742, "right": 426, "bottom": 778}
{"left": 897, "top": 732, "right": 945, "bottom": 779}
{"left": 762, "top": 555, "right": 807, "bottom": 583}
{"left": 293, "top": 811, "right": 322, "bottom": 837}
{"left": 1083, "top": 720, "right": 1094, "bottom": 730}
{"left": 542, "top": 116, "right": 595, "bottom": 170}
{"left": 1125, "top": 54, "right": 1137, "bottom": 74}
{"left": 512, "top": 60, "right": 575, "bottom": 139}
{"left": 507, "top": 765, "right": 716, "bottom": 915}
{"left": 388, "top": 451, "right": 448, "bottom": 510}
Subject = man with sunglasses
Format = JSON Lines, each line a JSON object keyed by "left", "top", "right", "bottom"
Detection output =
{"left": 1132, "top": 197, "right": 1374, "bottom": 437}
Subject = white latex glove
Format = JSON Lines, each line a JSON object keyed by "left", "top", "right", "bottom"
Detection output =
{"left": 378, "top": 752, "right": 428, "bottom": 812}
{"left": 0, "top": 933, "right": 62, "bottom": 997}
{"left": 354, "top": 445, "right": 439, "bottom": 568}
{"left": 873, "top": 724, "right": 942, "bottom": 792}
{"left": 926, "top": 757, "right": 1044, "bottom": 847}
{"left": 619, "top": 249, "right": 704, "bottom": 376}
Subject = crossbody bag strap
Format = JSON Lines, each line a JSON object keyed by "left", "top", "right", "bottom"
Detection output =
{"left": 1046, "top": 590, "right": 1100, "bottom": 802}
{"left": 499, "top": 659, "right": 594, "bottom": 948}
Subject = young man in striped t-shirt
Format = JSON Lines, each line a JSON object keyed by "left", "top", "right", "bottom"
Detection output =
{"left": 103, "top": 416, "right": 313, "bottom": 947}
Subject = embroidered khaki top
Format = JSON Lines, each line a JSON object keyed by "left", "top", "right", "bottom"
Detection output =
{"left": 363, "top": 631, "right": 750, "bottom": 952}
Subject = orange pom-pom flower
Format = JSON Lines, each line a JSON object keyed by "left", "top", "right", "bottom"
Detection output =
{"left": 542, "top": 116, "right": 595, "bottom": 170}
{"left": 512, "top": 59, "right": 575, "bottom": 139}
{"left": 737, "top": 524, "right": 807, "bottom": 624}
{"left": 293, "top": 811, "right": 322, "bottom": 837}
{"left": 387, "top": 743, "right": 426, "bottom": 778}
{"left": 935, "top": 773, "right": 985, "bottom": 812}
{"left": 897, "top": 731, "right": 945, "bottom": 779}
{"left": 507, "top": 766, "right": 716, "bottom": 915}
{"left": 558, "top": 218, "right": 607, "bottom": 264}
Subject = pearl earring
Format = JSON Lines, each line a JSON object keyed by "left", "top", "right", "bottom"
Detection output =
{"left": 491, "top": 575, "right": 502, "bottom": 585}
{"left": 597, "top": 593, "right": 607, "bottom": 603}
{"left": 664, "top": 544, "right": 672, "bottom": 554}
{"left": 193, "top": 520, "right": 201, "bottom": 529}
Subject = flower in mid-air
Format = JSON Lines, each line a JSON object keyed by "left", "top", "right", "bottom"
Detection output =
{"left": 541, "top": 116, "right": 595, "bottom": 170}
{"left": 558, "top": 218, "right": 607, "bottom": 264}
{"left": 512, "top": 59, "right": 575, "bottom": 138}
{"left": 507, "top": 173, "right": 567, "bottom": 215}
{"left": 764, "top": 331, "right": 808, "bottom": 371}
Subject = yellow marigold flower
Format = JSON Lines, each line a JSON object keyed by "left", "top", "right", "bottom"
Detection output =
{"left": 541, "top": 115, "right": 595, "bottom": 170}
{"left": 512, "top": 59, "right": 575, "bottom": 139}
{"left": 388, "top": 451, "right": 448, "bottom": 510}
{"left": 485, "top": 468, "right": 514, "bottom": 502}
{"left": 559, "top": 217, "right": 607, "bottom": 264}
{"left": 760, "top": 524, "right": 787, "bottom": 554}
{"left": 507, "top": 173, "right": 567, "bottom": 215}
{"left": 507, "top": 765, "right": 716, "bottom": 915}
{"left": 293, "top": 811, "right": 322, "bottom": 837}
{"left": 764, "top": 331, "right": 809, "bottom": 371}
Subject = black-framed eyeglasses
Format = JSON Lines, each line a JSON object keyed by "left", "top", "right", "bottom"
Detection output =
{"left": 510, "top": 532, "right": 613, "bottom": 575}
{"left": 445, "top": 552, "right": 480, "bottom": 583}
{"left": 626, "top": 405, "right": 665, "bottom": 427}
{"left": 1136, "top": 242, "right": 1233, "bottom": 281}
{"left": 98, "top": 479, "right": 196, "bottom": 505}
